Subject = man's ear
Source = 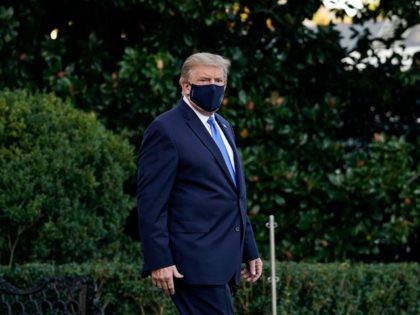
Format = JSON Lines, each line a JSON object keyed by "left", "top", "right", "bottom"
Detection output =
{"left": 181, "top": 81, "right": 191, "bottom": 95}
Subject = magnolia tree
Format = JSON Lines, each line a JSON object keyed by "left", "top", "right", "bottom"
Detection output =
{"left": 0, "top": 0, "right": 418, "bottom": 261}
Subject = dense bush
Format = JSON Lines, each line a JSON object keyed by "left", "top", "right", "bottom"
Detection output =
{"left": 0, "top": 261, "right": 419, "bottom": 314}
{"left": 246, "top": 133, "right": 419, "bottom": 261}
{"left": 0, "top": 89, "right": 135, "bottom": 265}
{"left": 0, "top": 1, "right": 418, "bottom": 262}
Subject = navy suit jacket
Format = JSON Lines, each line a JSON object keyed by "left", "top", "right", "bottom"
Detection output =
{"left": 137, "top": 99, "right": 259, "bottom": 285}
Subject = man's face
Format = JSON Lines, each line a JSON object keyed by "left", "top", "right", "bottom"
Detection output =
{"left": 181, "top": 65, "right": 226, "bottom": 97}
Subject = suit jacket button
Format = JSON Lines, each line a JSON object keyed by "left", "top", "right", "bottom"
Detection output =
{"left": 234, "top": 226, "right": 240, "bottom": 232}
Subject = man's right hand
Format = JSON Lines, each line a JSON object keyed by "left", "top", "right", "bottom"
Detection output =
{"left": 151, "top": 265, "right": 184, "bottom": 295}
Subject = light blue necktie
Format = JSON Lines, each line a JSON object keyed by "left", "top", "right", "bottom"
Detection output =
{"left": 207, "top": 116, "right": 236, "bottom": 186}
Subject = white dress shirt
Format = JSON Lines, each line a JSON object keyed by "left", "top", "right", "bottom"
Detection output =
{"left": 183, "top": 96, "right": 236, "bottom": 170}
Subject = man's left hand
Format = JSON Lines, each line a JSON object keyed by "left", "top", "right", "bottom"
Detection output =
{"left": 241, "top": 258, "right": 263, "bottom": 282}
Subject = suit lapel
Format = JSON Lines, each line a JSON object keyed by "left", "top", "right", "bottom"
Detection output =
{"left": 179, "top": 101, "right": 237, "bottom": 190}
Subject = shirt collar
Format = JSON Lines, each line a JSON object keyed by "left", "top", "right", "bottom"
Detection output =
{"left": 183, "top": 95, "right": 214, "bottom": 124}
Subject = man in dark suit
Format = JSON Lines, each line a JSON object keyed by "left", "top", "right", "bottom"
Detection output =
{"left": 137, "top": 52, "right": 262, "bottom": 314}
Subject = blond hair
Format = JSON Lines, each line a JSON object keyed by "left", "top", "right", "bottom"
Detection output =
{"left": 179, "top": 52, "right": 231, "bottom": 85}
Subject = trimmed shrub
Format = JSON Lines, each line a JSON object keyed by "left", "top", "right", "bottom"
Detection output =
{"left": 0, "top": 89, "right": 136, "bottom": 265}
{"left": 0, "top": 262, "right": 419, "bottom": 315}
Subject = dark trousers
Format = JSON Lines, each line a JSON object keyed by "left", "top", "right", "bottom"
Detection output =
{"left": 171, "top": 281, "right": 235, "bottom": 315}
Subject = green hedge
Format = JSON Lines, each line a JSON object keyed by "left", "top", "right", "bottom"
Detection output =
{"left": 0, "top": 89, "right": 136, "bottom": 265}
{"left": 1, "top": 262, "right": 419, "bottom": 314}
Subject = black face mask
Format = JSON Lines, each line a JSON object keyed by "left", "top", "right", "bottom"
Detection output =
{"left": 189, "top": 83, "right": 225, "bottom": 112}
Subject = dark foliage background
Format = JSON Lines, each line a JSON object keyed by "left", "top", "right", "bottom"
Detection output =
{"left": 0, "top": 0, "right": 418, "bottom": 263}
